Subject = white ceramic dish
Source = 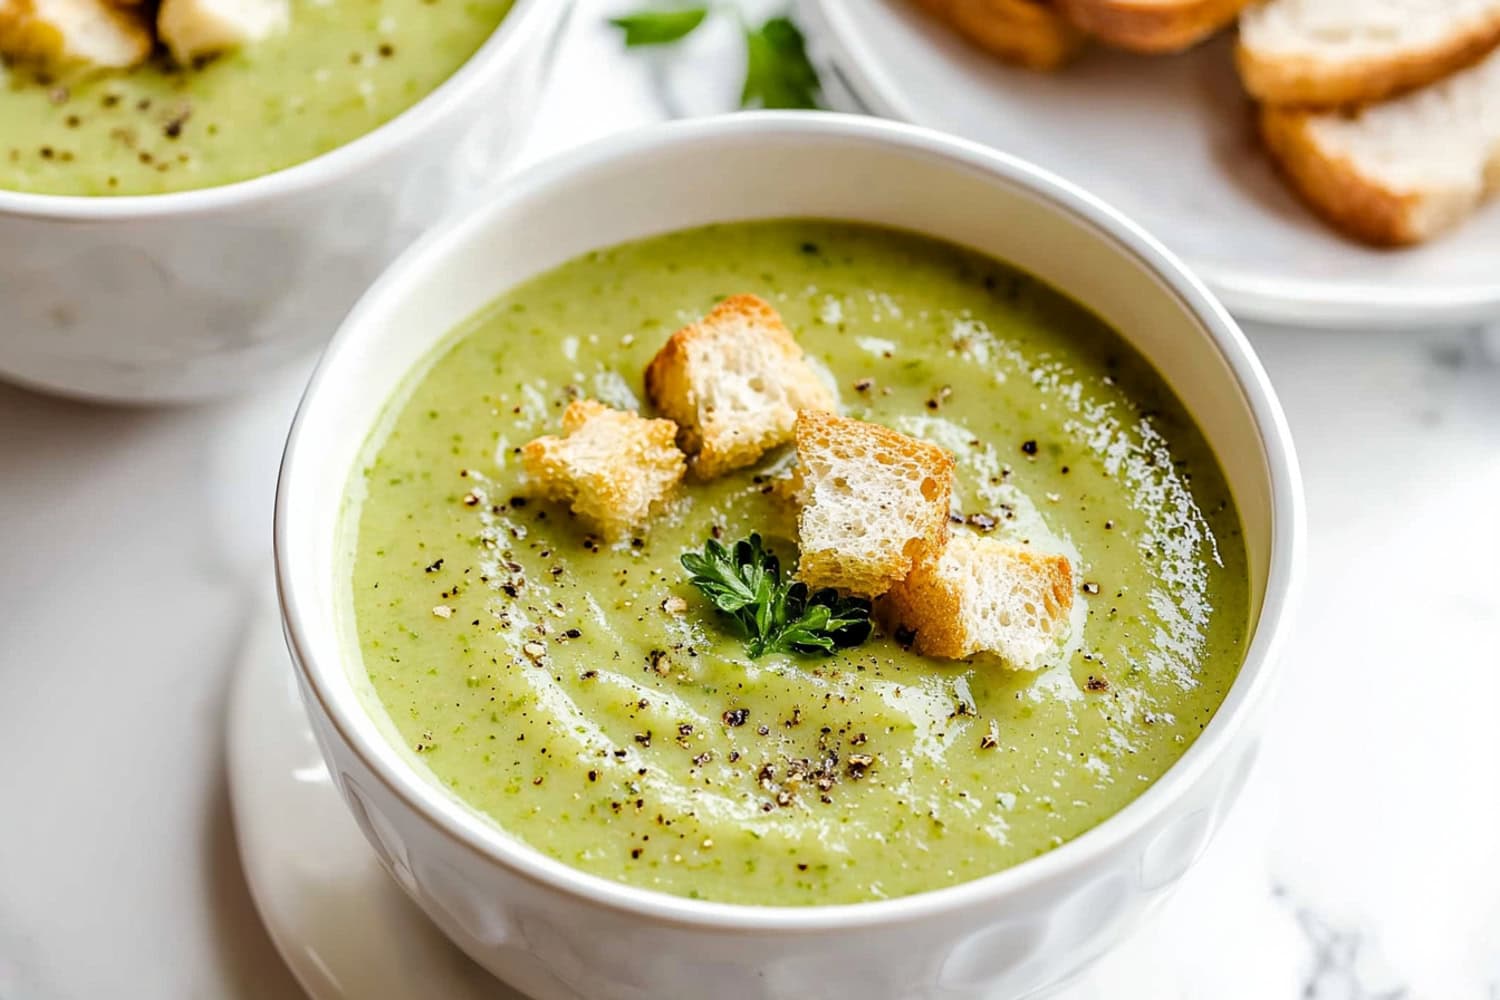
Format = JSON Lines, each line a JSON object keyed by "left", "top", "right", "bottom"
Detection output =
{"left": 228, "top": 582, "right": 1285, "bottom": 1000}
{"left": 0, "top": 0, "right": 571, "bottom": 404}
{"left": 275, "top": 112, "right": 1304, "bottom": 1000}
{"left": 796, "top": 0, "right": 1500, "bottom": 331}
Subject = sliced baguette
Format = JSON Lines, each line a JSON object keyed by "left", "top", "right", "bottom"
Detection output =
{"left": 644, "top": 295, "right": 836, "bottom": 480}
{"left": 1053, "top": 0, "right": 1250, "bottom": 54}
{"left": 911, "top": 0, "right": 1086, "bottom": 71}
{"left": 880, "top": 532, "right": 1073, "bottom": 670}
{"left": 793, "top": 410, "right": 955, "bottom": 598}
{"left": 1239, "top": 0, "right": 1500, "bottom": 107}
{"left": 521, "top": 400, "right": 686, "bottom": 540}
{"left": 1261, "top": 47, "right": 1500, "bottom": 245}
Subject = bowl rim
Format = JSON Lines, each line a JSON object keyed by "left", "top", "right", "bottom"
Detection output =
{"left": 275, "top": 110, "right": 1305, "bottom": 933}
{"left": 0, "top": 0, "right": 564, "bottom": 222}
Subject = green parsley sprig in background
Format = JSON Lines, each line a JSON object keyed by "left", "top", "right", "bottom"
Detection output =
{"left": 681, "top": 534, "right": 871, "bottom": 658}
{"left": 608, "top": 5, "right": 824, "bottom": 110}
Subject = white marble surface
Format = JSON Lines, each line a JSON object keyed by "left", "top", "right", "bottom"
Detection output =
{"left": 1, "top": 4, "right": 1498, "bottom": 998}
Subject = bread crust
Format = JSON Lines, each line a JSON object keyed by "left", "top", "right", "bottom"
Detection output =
{"left": 1054, "top": 0, "right": 1250, "bottom": 54}
{"left": 911, "top": 0, "right": 1086, "bottom": 71}
{"left": 1259, "top": 106, "right": 1424, "bottom": 246}
{"left": 1239, "top": 12, "right": 1500, "bottom": 107}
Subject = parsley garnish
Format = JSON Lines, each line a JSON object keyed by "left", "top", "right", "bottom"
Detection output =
{"left": 609, "top": 6, "right": 710, "bottom": 46}
{"left": 741, "top": 16, "right": 820, "bottom": 109}
{"left": 681, "top": 534, "right": 871, "bottom": 658}
{"left": 608, "top": 6, "right": 822, "bottom": 110}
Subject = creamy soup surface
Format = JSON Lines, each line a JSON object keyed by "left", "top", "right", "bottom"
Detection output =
{"left": 347, "top": 221, "right": 1250, "bottom": 905}
{"left": 0, "top": 0, "right": 512, "bottom": 196}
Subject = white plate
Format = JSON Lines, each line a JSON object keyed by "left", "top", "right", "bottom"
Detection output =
{"left": 226, "top": 588, "right": 524, "bottom": 1000}
{"left": 799, "top": 0, "right": 1500, "bottom": 330}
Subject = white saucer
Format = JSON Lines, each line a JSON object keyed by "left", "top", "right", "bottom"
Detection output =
{"left": 226, "top": 589, "right": 525, "bottom": 1000}
{"left": 798, "top": 0, "right": 1500, "bottom": 331}
{"left": 227, "top": 585, "right": 1293, "bottom": 999}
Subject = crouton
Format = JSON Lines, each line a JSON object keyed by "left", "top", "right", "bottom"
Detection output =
{"left": 158, "top": 0, "right": 289, "bottom": 64}
{"left": 881, "top": 532, "right": 1073, "bottom": 670}
{"left": 0, "top": 0, "right": 152, "bottom": 69}
{"left": 520, "top": 400, "right": 686, "bottom": 539}
{"left": 793, "top": 410, "right": 955, "bottom": 597}
{"left": 644, "top": 294, "right": 836, "bottom": 479}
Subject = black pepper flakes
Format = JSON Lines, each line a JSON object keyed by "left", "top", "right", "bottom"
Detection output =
{"left": 966, "top": 512, "right": 998, "bottom": 532}
{"left": 722, "top": 708, "right": 749, "bottom": 727}
{"left": 647, "top": 649, "right": 670, "bottom": 675}
{"left": 1021, "top": 440, "right": 1038, "bottom": 457}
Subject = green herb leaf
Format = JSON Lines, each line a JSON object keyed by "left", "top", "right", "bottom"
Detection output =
{"left": 740, "top": 16, "right": 821, "bottom": 110}
{"left": 609, "top": 6, "right": 710, "bottom": 47}
{"left": 681, "top": 533, "right": 871, "bottom": 658}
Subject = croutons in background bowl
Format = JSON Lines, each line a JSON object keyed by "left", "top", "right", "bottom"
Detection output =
{"left": 275, "top": 112, "right": 1304, "bottom": 1000}
{"left": 0, "top": 0, "right": 569, "bottom": 405}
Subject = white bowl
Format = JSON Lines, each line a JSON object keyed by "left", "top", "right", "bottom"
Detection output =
{"left": 276, "top": 112, "right": 1305, "bottom": 1000}
{"left": 0, "top": 0, "right": 571, "bottom": 404}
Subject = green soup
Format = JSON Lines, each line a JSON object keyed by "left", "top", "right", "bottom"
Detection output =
{"left": 347, "top": 222, "right": 1250, "bottom": 906}
{"left": 0, "top": 0, "right": 512, "bottom": 196}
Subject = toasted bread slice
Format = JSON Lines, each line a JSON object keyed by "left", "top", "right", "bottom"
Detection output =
{"left": 793, "top": 410, "right": 955, "bottom": 598}
{"left": 0, "top": 0, "right": 150, "bottom": 68}
{"left": 644, "top": 295, "right": 836, "bottom": 480}
{"left": 1239, "top": 0, "right": 1500, "bottom": 107}
{"left": 1054, "top": 0, "right": 1249, "bottom": 54}
{"left": 912, "top": 0, "right": 1086, "bottom": 71}
{"left": 881, "top": 532, "right": 1073, "bottom": 669}
{"left": 1260, "top": 47, "right": 1500, "bottom": 246}
{"left": 521, "top": 400, "right": 686, "bottom": 540}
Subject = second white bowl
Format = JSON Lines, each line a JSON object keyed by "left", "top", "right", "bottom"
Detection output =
{"left": 0, "top": 0, "right": 570, "bottom": 404}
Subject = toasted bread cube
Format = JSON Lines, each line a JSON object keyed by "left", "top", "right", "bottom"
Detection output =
{"left": 881, "top": 532, "right": 1073, "bottom": 669}
{"left": 644, "top": 294, "right": 836, "bottom": 479}
{"left": 158, "top": 0, "right": 289, "bottom": 64}
{"left": 521, "top": 400, "right": 686, "bottom": 539}
{"left": 793, "top": 410, "right": 955, "bottom": 597}
{"left": 0, "top": 0, "right": 151, "bottom": 69}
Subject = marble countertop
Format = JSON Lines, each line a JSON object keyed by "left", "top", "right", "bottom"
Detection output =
{"left": 2, "top": 4, "right": 1498, "bottom": 998}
